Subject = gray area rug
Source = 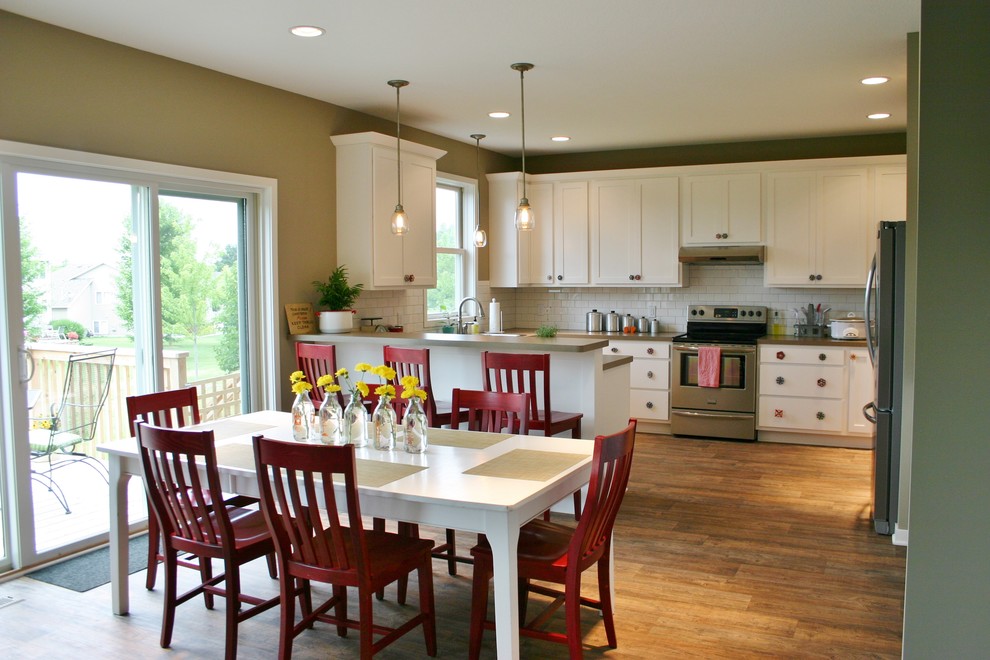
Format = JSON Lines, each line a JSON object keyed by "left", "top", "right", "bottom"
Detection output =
{"left": 27, "top": 534, "right": 149, "bottom": 592}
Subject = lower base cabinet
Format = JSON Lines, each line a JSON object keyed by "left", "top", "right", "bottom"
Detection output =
{"left": 605, "top": 340, "right": 670, "bottom": 422}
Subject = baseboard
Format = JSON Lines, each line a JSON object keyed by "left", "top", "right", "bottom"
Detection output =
{"left": 757, "top": 429, "right": 872, "bottom": 449}
{"left": 892, "top": 524, "right": 909, "bottom": 546}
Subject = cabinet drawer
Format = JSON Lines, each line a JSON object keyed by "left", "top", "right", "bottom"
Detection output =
{"left": 760, "top": 345, "right": 844, "bottom": 366}
{"left": 630, "top": 359, "right": 669, "bottom": 390}
{"left": 631, "top": 389, "right": 669, "bottom": 421}
{"left": 605, "top": 341, "right": 670, "bottom": 359}
{"left": 759, "top": 364, "right": 843, "bottom": 399}
{"left": 759, "top": 396, "right": 843, "bottom": 432}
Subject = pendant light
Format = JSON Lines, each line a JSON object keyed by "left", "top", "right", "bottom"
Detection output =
{"left": 511, "top": 63, "right": 535, "bottom": 231}
{"left": 470, "top": 133, "right": 488, "bottom": 247}
{"left": 388, "top": 79, "right": 410, "bottom": 235}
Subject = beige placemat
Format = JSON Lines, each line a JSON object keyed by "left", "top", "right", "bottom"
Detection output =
{"left": 214, "top": 443, "right": 425, "bottom": 488}
{"left": 191, "top": 420, "right": 277, "bottom": 440}
{"left": 428, "top": 428, "right": 512, "bottom": 450}
{"left": 463, "top": 449, "right": 588, "bottom": 482}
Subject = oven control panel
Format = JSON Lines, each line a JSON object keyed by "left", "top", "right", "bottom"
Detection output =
{"left": 688, "top": 305, "right": 766, "bottom": 322}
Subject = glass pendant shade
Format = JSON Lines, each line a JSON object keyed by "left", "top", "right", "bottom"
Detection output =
{"left": 470, "top": 133, "right": 487, "bottom": 246}
{"left": 514, "top": 197, "right": 535, "bottom": 231}
{"left": 389, "top": 79, "right": 410, "bottom": 235}
{"left": 391, "top": 204, "right": 409, "bottom": 235}
{"left": 511, "top": 63, "right": 535, "bottom": 232}
{"left": 473, "top": 226, "right": 488, "bottom": 247}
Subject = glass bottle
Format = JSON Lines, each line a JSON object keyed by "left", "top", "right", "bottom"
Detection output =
{"left": 291, "top": 390, "right": 314, "bottom": 442}
{"left": 343, "top": 393, "right": 368, "bottom": 447}
{"left": 403, "top": 396, "right": 428, "bottom": 453}
{"left": 372, "top": 396, "right": 397, "bottom": 451}
{"left": 318, "top": 393, "right": 344, "bottom": 446}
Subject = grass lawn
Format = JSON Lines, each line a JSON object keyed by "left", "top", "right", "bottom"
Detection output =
{"left": 86, "top": 334, "right": 226, "bottom": 381}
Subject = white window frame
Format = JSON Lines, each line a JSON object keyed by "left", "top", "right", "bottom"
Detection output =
{"left": 426, "top": 173, "right": 478, "bottom": 327}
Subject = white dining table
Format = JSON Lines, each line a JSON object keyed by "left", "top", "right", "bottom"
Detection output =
{"left": 98, "top": 409, "right": 594, "bottom": 659}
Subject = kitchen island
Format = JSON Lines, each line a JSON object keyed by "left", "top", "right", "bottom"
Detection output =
{"left": 292, "top": 330, "right": 631, "bottom": 438}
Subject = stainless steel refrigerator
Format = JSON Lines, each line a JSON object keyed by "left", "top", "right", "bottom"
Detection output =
{"left": 863, "top": 220, "right": 906, "bottom": 535}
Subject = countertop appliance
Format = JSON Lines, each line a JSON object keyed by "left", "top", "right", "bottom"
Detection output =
{"left": 863, "top": 220, "right": 906, "bottom": 536}
{"left": 670, "top": 305, "right": 767, "bottom": 441}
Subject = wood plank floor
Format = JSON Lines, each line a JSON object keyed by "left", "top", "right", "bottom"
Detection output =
{"left": 0, "top": 433, "right": 906, "bottom": 658}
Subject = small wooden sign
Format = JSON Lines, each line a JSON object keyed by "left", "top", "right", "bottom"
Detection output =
{"left": 284, "top": 303, "right": 316, "bottom": 335}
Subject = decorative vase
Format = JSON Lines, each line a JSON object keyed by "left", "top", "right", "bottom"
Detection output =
{"left": 372, "top": 397, "right": 397, "bottom": 451}
{"left": 403, "top": 396, "right": 428, "bottom": 453}
{"left": 318, "top": 310, "right": 354, "bottom": 334}
{"left": 291, "top": 391, "right": 315, "bottom": 442}
{"left": 318, "top": 394, "right": 345, "bottom": 446}
{"left": 343, "top": 394, "right": 368, "bottom": 447}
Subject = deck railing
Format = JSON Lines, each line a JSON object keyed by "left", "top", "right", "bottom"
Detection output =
{"left": 27, "top": 343, "right": 242, "bottom": 458}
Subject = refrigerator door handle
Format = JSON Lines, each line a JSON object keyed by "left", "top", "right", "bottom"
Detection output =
{"left": 863, "top": 401, "right": 877, "bottom": 424}
{"left": 864, "top": 254, "right": 878, "bottom": 366}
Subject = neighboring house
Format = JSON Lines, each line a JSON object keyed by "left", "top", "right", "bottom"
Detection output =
{"left": 48, "top": 262, "right": 125, "bottom": 336}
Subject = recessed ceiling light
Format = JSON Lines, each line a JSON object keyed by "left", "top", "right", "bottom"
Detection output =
{"left": 551, "top": 136, "right": 570, "bottom": 142}
{"left": 861, "top": 76, "right": 890, "bottom": 85}
{"left": 868, "top": 113, "right": 892, "bottom": 120}
{"left": 290, "top": 25, "right": 325, "bottom": 37}
{"left": 488, "top": 111, "right": 510, "bottom": 119}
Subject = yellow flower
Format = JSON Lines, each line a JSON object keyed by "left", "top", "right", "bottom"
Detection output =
{"left": 316, "top": 374, "right": 335, "bottom": 388}
{"left": 326, "top": 384, "right": 342, "bottom": 393}
{"left": 291, "top": 380, "right": 313, "bottom": 395}
{"left": 372, "top": 364, "right": 397, "bottom": 381}
{"left": 375, "top": 384, "right": 396, "bottom": 398}
{"left": 289, "top": 370, "right": 306, "bottom": 383}
{"left": 355, "top": 362, "right": 372, "bottom": 373}
{"left": 356, "top": 381, "right": 369, "bottom": 397}
{"left": 400, "top": 375, "right": 419, "bottom": 389}
{"left": 335, "top": 367, "right": 348, "bottom": 378}
{"left": 401, "top": 387, "right": 428, "bottom": 401}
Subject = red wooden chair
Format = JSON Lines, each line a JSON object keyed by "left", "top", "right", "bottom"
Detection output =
{"left": 126, "top": 387, "right": 263, "bottom": 591}
{"left": 468, "top": 419, "right": 637, "bottom": 659}
{"left": 481, "top": 351, "right": 585, "bottom": 518}
{"left": 136, "top": 422, "right": 280, "bottom": 660}
{"left": 295, "top": 342, "right": 343, "bottom": 407}
{"left": 252, "top": 435, "right": 438, "bottom": 659}
{"left": 383, "top": 345, "right": 452, "bottom": 427}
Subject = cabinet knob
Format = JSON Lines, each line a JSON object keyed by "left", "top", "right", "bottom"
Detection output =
{"left": 647, "top": 370, "right": 654, "bottom": 379}
{"left": 808, "top": 274, "right": 816, "bottom": 281}
{"left": 817, "top": 378, "right": 827, "bottom": 388}
{"left": 776, "top": 376, "right": 785, "bottom": 385}
{"left": 546, "top": 275, "right": 552, "bottom": 281}
{"left": 774, "top": 409, "right": 784, "bottom": 418}
{"left": 850, "top": 353, "right": 858, "bottom": 361}
{"left": 776, "top": 351, "right": 786, "bottom": 360}
{"left": 722, "top": 233, "right": 728, "bottom": 239}
{"left": 818, "top": 353, "right": 827, "bottom": 361}
{"left": 610, "top": 347, "right": 619, "bottom": 353}
{"left": 816, "top": 411, "right": 826, "bottom": 420}
{"left": 404, "top": 274, "right": 415, "bottom": 283}
{"left": 647, "top": 347, "right": 655, "bottom": 355}
{"left": 557, "top": 274, "right": 563, "bottom": 281}
{"left": 715, "top": 233, "right": 721, "bottom": 239}
{"left": 629, "top": 274, "right": 635, "bottom": 281}
{"left": 815, "top": 274, "right": 823, "bottom": 281}
{"left": 634, "top": 274, "right": 642, "bottom": 281}
{"left": 646, "top": 401, "right": 654, "bottom": 410}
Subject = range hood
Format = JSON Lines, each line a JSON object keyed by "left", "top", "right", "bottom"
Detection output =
{"left": 678, "top": 245, "right": 765, "bottom": 264}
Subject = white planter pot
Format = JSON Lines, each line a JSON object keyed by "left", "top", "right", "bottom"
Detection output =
{"left": 318, "top": 310, "right": 354, "bottom": 334}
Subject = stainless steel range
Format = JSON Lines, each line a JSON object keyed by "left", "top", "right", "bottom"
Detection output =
{"left": 671, "top": 304, "right": 767, "bottom": 441}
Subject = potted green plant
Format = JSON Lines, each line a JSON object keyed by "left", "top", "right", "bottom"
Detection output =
{"left": 313, "top": 265, "right": 364, "bottom": 333}
{"left": 439, "top": 304, "right": 456, "bottom": 333}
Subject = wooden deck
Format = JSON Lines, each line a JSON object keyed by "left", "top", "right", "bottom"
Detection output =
{"left": 1, "top": 432, "right": 906, "bottom": 658}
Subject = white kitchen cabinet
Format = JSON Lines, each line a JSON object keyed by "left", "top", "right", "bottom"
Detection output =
{"left": 680, "top": 172, "right": 762, "bottom": 245}
{"left": 332, "top": 132, "right": 446, "bottom": 289}
{"left": 488, "top": 174, "right": 589, "bottom": 287}
{"left": 758, "top": 344, "right": 872, "bottom": 438}
{"left": 764, "top": 168, "right": 872, "bottom": 287}
{"left": 590, "top": 177, "right": 684, "bottom": 286}
{"left": 605, "top": 340, "right": 671, "bottom": 422}
{"left": 875, "top": 165, "right": 908, "bottom": 223}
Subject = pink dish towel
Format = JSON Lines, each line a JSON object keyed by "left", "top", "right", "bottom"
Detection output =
{"left": 697, "top": 346, "right": 721, "bottom": 388}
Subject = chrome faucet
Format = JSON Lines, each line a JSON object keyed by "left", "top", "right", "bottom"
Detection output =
{"left": 457, "top": 297, "right": 486, "bottom": 333}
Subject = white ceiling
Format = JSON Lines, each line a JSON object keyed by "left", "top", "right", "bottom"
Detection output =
{"left": 0, "top": 0, "right": 920, "bottom": 156}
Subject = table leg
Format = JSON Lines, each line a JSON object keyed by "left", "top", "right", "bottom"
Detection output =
{"left": 484, "top": 516, "right": 521, "bottom": 659}
{"left": 108, "top": 457, "right": 130, "bottom": 615}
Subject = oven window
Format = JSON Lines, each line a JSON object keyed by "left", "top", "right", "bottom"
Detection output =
{"left": 680, "top": 353, "right": 746, "bottom": 389}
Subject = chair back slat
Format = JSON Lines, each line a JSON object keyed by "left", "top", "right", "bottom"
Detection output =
{"left": 136, "top": 422, "right": 231, "bottom": 550}
{"left": 481, "top": 351, "right": 551, "bottom": 426}
{"left": 296, "top": 342, "right": 341, "bottom": 407}
{"left": 570, "top": 419, "right": 637, "bottom": 564}
{"left": 450, "top": 388, "right": 530, "bottom": 435}
{"left": 253, "top": 437, "right": 371, "bottom": 583}
{"left": 126, "top": 387, "right": 200, "bottom": 433}
{"left": 383, "top": 345, "right": 440, "bottom": 424}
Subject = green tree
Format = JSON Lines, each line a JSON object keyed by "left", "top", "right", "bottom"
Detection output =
{"left": 20, "top": 218, "right": 47, "bottom": 337}
{"left": 213, "top": 261, "right": 241, "bottom": 373}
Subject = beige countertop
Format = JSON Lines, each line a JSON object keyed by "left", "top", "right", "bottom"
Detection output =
{"left": 758, "top": 335, "right": 867, "bottom": 348}
{"left": 292, "top": 330, "right": 610, "bottom": 353}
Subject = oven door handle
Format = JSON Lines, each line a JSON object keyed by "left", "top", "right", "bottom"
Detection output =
{"left": 673, "top": 345, "right": 756, "bottom": 355}
{"left": 671, "top": 410, "right": 755, "bottom": 421}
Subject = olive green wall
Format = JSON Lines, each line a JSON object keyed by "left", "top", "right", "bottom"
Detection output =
{"left": 902, "top": 3, "right": 990, "bottom": 656}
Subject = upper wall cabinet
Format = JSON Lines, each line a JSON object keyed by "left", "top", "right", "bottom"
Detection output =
{"left": 331, "top": 132, "right": 446, "bottom": 289}
{"left": 590, "top": 177, "right": 684, "bottom": 286}
{"left": 680, "top": 173, "right": 762, "bottom": 245}
{"left": 488, "top": 173, "right": 589, "bottom": 287}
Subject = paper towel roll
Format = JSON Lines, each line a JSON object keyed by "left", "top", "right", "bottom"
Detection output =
{"left": 489, "top": 299, "right": 501, "bottom": 333}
